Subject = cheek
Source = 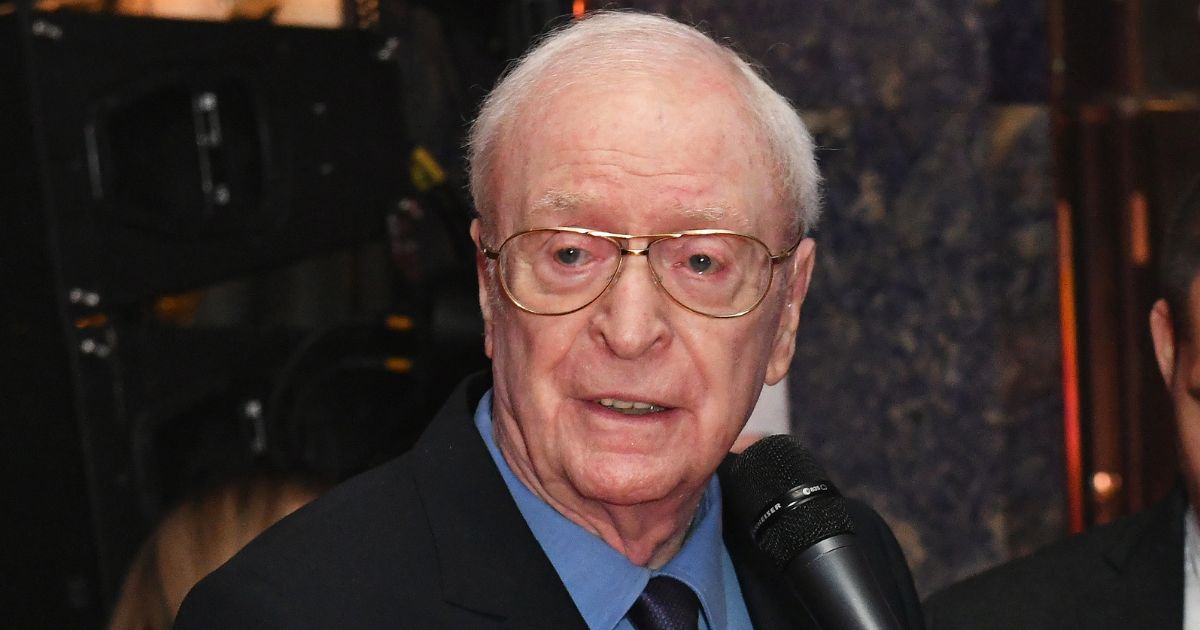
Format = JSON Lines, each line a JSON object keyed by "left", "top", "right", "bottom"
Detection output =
{"left": 1180, "top": 420, "right": 1200, "bottom": 508}
{"left": 684, "top": 317, "right": 777, "bottom": 424}
{"left": 1175, "top": 351, "right": 1200, "bottom": 466}
{"left": 491, "top": 310, "right": 586, "bottom": 400}
{"left": 1176, "top": 395, "right": 1200, "bottom": 466}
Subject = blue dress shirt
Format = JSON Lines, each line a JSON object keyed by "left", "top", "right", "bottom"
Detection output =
{"left": 474, "top": 390, "right": 754, "bottom": 630}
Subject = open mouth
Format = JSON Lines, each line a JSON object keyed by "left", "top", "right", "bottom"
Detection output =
{"left": 596, "top": 398, "right": 667, "bottom": 415}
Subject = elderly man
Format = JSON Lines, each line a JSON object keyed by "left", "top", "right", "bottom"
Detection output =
{"left": 176, "top": 11, "right": 922, "bottom": 629}
{"left": 925, "top": 180, "right": 1200, "bottom": 629}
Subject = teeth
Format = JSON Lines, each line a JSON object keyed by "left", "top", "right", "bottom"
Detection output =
{"left": 598, "top": 398, "right": 666, "bottom": 415}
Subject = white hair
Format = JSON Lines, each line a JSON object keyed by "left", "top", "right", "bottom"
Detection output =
{"left": 466, "top": 10, "right": 821, "bottom": 235}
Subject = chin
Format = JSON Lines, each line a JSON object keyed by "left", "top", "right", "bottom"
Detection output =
{"left": 571, "top": 458, "right": 696, "bottom": 508}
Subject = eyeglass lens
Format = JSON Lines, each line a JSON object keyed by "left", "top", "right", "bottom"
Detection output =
{"left": 497, "top": 230, "right": 773, "bottom": 316}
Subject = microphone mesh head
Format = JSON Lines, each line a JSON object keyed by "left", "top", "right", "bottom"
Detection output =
{"left": 727, "top": 435, "right": 854, "bottom": 567}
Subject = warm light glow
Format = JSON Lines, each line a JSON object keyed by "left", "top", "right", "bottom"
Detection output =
{"left": 1091, "top": 471, "right": 1123, "bottom": 500}
{"left": 1129, "top": 190, "right": 1150, "bottom": 266}
{"left": 385, "top": 314, "right": 414, "bottom": 332}
{"left": 1057, "top": 199, "right": 1085, "bottom": 533}
{"left": 152, "top": 292, "right": 203, "bottom": 325}
{"left": 74, "top": 314, "right": 110, "bottom": 329}
{"left": 573, "top": 0, "right": 585, "bottom": 18}
{"left": 385, "top": 357, "right": 413, "bottom": 373}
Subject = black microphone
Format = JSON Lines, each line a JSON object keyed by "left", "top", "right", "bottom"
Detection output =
{"left": 727, "top": 435, "right": 902, "bottom": 630}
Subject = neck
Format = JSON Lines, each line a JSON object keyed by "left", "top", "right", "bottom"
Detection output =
{"left": 494, "top": 422, "right": 704, "bottom": 569}
{"left": 592, "top": 496, "right": 702, "bottom": 568}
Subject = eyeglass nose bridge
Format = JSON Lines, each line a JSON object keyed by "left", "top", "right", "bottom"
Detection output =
{"left": 611, "top": 242, "right": 671, "bottom": 289}
{"left": 614, "top": 233, "right": 682, "bottom": 263}
{"left": 614, "top": 231, "right": 676, "bottom": 257}
{"left": 605, "top": 243, "right": 662, "bottom": 289}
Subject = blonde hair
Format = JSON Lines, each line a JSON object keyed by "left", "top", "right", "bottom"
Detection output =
{"left": 107, "top": 475, "right": 324, "bottom": 629}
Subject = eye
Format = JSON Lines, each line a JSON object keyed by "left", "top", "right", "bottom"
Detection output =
{"left": 556, "top": 247, "right": 584, "bottom": 265}
{"left": 540, "top": 231, "right": 603, "bottom": 268}
{"left": 688, "top": 253, "right": 714, "bottom": 274}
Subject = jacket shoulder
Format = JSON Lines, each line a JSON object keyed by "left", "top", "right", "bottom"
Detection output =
{"left": 924, "top": 495, "right": 1181, "bottom": 630}
{"left": 175, "top": 455, "right": 446, "bottom": 628}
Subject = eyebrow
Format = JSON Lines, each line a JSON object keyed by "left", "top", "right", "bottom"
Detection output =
{"left": 679, "top": 204, "right": 728, "bottom": 222}
{"left": 530, "top": 190, "right": 596, "bottom": 214}
{"left": 530, "top": 190, "right": 732, "bottom": 224}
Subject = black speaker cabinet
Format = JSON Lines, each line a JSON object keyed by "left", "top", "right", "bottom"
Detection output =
{"left": 7, "top": 10, "right": 406, "bottom": 303}
{"left": 1, "top": 8, "right": 407, "bottom": 625}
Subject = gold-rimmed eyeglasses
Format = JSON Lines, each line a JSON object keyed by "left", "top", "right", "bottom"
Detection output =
{"left": 480, "top": 226, "right": 804, "bottom": 318}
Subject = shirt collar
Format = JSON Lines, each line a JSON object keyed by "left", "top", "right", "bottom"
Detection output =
{"left": 1184, "top": 506, "right": 1200, "bottom": 630}
{"left": 474, "top": 389, "right": 729, "bottom": 630}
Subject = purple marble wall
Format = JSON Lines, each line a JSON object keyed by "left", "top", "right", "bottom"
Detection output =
{"left": 618, "top": 0, "right": 1062, "bottom": 594}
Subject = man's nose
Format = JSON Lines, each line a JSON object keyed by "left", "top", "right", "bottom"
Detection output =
{"left": 589, "top": 255, "right": 672, "bottom": 359}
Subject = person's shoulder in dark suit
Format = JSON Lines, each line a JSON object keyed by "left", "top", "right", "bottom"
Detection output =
{"left": 174, "top": 374, "right": 586, "bottom": 630}
{"left": 173, "top": 455, "right": 438, "bottom": 629}
{"left": 924, "top": 490, "right": 1185, "bottom": 630}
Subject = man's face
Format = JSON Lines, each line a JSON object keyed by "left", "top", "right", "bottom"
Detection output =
{"left": 471, "top": 68, "right": 816, "bottom": 518}
{"left": 1151, "top": 278, "right": 1200, "bottom": 510}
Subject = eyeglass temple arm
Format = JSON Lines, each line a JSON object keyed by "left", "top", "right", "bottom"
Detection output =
{"left": 769, "top": 232, "right": 807, "bottom": 263}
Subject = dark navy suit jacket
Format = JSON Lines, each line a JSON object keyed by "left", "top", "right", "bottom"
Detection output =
{"left": 926, "top": 489, "right": 1185, "bottom": 630}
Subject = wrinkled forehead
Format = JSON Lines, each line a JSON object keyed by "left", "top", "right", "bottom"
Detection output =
{"left": 490, "top": 66, "right": 786, "bottom": 236}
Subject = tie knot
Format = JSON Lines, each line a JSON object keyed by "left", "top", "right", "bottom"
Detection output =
{"left": 627, "top": 576, "right": 701, "bottom": 630}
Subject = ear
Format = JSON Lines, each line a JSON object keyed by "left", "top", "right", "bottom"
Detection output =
{"left": 765, "top": 238, "right": 817, "bottom": 385}
{"left": 470, "top": 219, "right": 495, "bottom": 359}
{"left": 1150, "top": 298, "right": 1177, "bottom": 388}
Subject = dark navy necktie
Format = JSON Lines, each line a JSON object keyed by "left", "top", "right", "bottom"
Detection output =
{"left": 627, "top": 576, "right": 701, "bottom": 630}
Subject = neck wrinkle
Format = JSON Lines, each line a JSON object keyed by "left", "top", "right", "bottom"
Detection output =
{"left": 492, "top": 417, "right": 703, "bottom": 568}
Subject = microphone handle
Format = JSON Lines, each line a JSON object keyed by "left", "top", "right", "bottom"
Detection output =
{"left": 785, "top": 533, "right": 903, "bottom": 630}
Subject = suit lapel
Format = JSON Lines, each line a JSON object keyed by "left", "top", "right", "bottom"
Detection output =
{"left": 409, "top": 374, "right": 589, "bottom": 629}
{"left": 1074, "top": 489, "right": 1185, "bottom": 630}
